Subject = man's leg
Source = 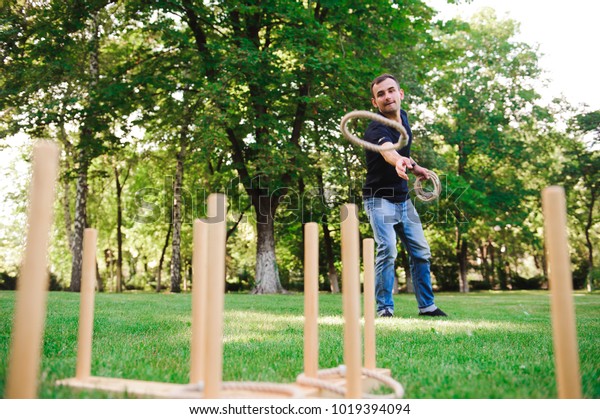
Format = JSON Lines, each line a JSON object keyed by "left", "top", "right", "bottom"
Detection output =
{"left": 396, "top": 200, "right": 436, "bottom": 312}
{"left": 364, "top": 197, "right": 398, "bottom": 315}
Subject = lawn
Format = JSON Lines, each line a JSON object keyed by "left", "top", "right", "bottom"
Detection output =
{"left": 0, "top": 290, "right": 598, "bottom": 398}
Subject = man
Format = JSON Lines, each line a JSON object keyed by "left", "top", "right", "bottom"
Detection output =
{"left": 362, "top": 74, "right": 447, "bottom": 318}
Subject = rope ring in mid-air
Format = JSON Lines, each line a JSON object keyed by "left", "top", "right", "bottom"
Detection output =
{"left": 340, "top": 110, "right": 409, "bottom": 152}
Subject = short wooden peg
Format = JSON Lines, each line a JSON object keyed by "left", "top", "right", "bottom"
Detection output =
{"left": 363, "top": 238, "right": 376, "bottom": 370}
{"left": 304, "top": 222, "right": 319, "bottom": 379}
{"left": 75, "top": 228, "right": 98, "bottom": 380}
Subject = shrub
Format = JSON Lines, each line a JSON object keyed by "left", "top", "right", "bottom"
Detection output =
{"left": 430, "top": 263, "right": 459, "bottom": 291}
{"left": 48, "top": 272, "right": 65, "bottom": 291}
{"left": 0, "top": 271, "right": 17, "bottom": 290}
{"left": 510, "top": 274, "right": 543, "bottom": 290}
{"left": 469, "top": 280, "right": 492, "bottom": 291}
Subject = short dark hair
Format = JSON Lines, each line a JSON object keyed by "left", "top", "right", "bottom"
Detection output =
{"left": 370, "top": 74, "right": 399, "bottom": 98}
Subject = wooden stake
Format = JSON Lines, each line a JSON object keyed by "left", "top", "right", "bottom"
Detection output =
{"left": 363, "top": 238, "right": 376, "bottom": 370}
{"left": 542, "top": 186, "right": 582, "bottom": 399}
{"left": 341, "top": 204, "right": 362, "bottom": 398}
{"left": 190, "top": 219, "right": 209, "bottom": 383}
{"left": 204, "top": 194, "right": 227, "bottom": 398}
{"left": 304, "top": 222, "right": 319, "bottom": 379}
{"left": 76, "top": 228, "right": 98, "bottom": 380}
{"left": 6, "top": 141, "right": 59, "bottom": 398}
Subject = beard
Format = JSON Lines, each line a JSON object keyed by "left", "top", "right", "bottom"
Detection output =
{"left": 379, "top": 103, "right": 398, "bottom": 117}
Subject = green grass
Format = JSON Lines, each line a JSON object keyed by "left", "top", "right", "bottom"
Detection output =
{"left": 0, "top": 290, "right": 598, "bottom": 398}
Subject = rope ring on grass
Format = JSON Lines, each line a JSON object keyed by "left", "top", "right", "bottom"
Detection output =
{"left": 296, "top": 365, "right": 405, "bottom": 399}
{"left": 340, "top": 110, "right": 409, "bottom": 152}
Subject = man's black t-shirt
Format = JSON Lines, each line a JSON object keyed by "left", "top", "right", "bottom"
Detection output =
{"left": 362, "top": 109, "right": 413, "bottom": 203}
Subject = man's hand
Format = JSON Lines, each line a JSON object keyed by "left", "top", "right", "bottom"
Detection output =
{"left": 394, "top": 156, "right": 412, "bottom": 180}
{"left": 412, "top": 164, "right": 430, "bottom": 181}
{"left": 381, "top": 150, "right": 412, "bottom": 180}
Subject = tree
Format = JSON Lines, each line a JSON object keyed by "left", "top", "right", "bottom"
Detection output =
{"left": 423, "top": 9, "right": 543, "bottom": 291}
{"left": 0, "top": 1, "right": 129, "bottom": 291}
{"left": 565, "top": 110, "right": 600, "bottom": 291}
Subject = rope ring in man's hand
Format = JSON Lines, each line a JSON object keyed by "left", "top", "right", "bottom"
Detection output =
{"left": 414, "top": 170, "right": 441, "bottom": 202}
{"left": 340, "top": 110, "right": 409, "bottom": 152}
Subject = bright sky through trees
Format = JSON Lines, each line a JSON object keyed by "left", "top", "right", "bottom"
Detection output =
{"left": 427, "top": 0, "right": 600, "bottom": 110}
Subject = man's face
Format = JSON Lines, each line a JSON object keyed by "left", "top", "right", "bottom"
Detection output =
{"left": 371, "top": 78, "right": 404, "bottom": 116}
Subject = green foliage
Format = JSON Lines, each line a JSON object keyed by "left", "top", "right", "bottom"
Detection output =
{"left": 416, "top": 8, "right": 567, "bottom": 289}
{"left": 571, "top": 110, "right": 600, "bottom": 146}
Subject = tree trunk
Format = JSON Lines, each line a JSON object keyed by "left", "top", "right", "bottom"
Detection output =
{"left": 104, "top": 249, "right": 115, "bottom": 291}
{"left": 455, "top": 138, "right": 469, "bottom": 293}
{"left": 58, "top": 123, "right": 74, "bottom": 253}
{"left": 489, "top": 241, "right": 496, "bottom": 288}
{"left": 170, "top": 106, "right": 193, "bottom": 293}
{"left": 322, "top": 220, "right": 339, "bottom": 293}
{"left": 95, "top": 259, "right": 103, "bottom": 292}
{"left": 459, "top": 239, "right": 469, "bottom": 292}
{"left": 479, "top": 243, "right": 489, "bottom": 284}
{"left": 63, "top": 179, "right": 73, "bottom": 252}
{"left": 114, "top": 166, "right": 125, "bottom": 293}
{"left": 540, "top": 242, "right": 548, "bottom": 284}
{"left": 400, "top": 247, "right": 413, "bottom": 293}
{"left": 157, "top": 221, "right": 172, "bottom": 293}
{"left": 318, "top": 171, "right": 339, "bottom": 293}
{"left": 170, "top": 150, "right": 185, "bottom": 293}
{"left": 456, "top": 229, "right": 469, "bottom": 293}
{"left": 392, "top": 259, "right": 399, "bottom": 294}
{"left": 498, "top": 252, "right": 509, "bottom": 290}
{"left": 70, "top": 159, "right": 89, "bottom": 292}
{"left": 585, "top": 190, "right": 596, "bottom": 292}
{"left": 253, "top": 194, "right": 284, "bottom": 294}
{"left": 70, "top": 11, "right": 99, "bottom": 292}
{"left": 184, "top": 263, "right": 191, "bottom": 292}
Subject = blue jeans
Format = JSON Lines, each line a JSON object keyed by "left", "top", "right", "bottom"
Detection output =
{"left": 363, "top": 197, "right": 436, "bottom": 313}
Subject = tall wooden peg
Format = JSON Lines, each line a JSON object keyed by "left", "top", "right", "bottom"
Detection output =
{"left": 304, "top": 222, "right": 319, "bottom": 379}
{"left": 341, "top": 204, "right": 362, "bottom": 398}
{"left": 542, "top": 186, "right": 582, "bottom": 399}
{"left": 190, "top": 219, "right": 209, "bottom": 383}
{"left": 204, "top": 193, "right": 227, "bottom": 398}
{"left": 6, "top": 141, "right": 60, "bottom": 398}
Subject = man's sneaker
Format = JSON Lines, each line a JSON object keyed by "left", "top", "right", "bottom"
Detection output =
{"left": 378, "top": 308, "right": 394, "bottom": 318}
{"left": 418, "top": 308, "right": 447, "bottom": 317}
